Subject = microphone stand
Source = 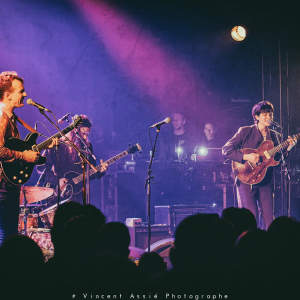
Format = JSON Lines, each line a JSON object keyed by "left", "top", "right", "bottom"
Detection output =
{"left": 272, "top": 124, "right": 291, "bottom": 216}
{"left": 144, "top": 125, "right": 161, "bottom": 252}
{"left": 74, "top": 132, "right": 97, "bottom": 205}
{"left": 21, "top": 187, "right": 28, "bottom": 236}
{"left": 38, "top": 109, "right": 98, "bottom": 205}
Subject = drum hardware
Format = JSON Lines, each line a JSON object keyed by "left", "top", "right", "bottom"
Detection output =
{"left": 19, "top": 186, "right": 54, "bottom": 234}
{"left": 18, "top": 213, "right": 38, "bottom": 233}
{"left": 20, "top": 186, "right": 29, "bottom": 236}
{"left": 20, "top": 203, "right": 43, "bottom": 207}
{"left": 39, "top": 198, "right": 70, "bottom": 228}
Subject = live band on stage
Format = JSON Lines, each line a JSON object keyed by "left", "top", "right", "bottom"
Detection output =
{"left": 0, "top": 72, "right": 298, "bottom": 247}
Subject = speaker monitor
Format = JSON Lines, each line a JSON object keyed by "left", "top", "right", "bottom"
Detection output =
{"left": 128, "top": 225, "right": 171, "bottom": 250}
{"left": 155, "top": 204, "right": 221, "bottom": 234}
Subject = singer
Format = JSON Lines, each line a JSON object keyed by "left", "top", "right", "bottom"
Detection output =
{"left": 0, "top": 71, "right": 57, "bottom": 245}
{"left": 36, "top": 114, "right": 108, "bottom": 204}
{"left": 222, "top": 101, "right": 297, "bottom": 229}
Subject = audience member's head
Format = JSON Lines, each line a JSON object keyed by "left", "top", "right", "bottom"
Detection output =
{"left": 51, "top": 202, "right": 106, "bottom": 259}
{"left": 0, "top": 235, "right": 45, "bottom": 299}
{"left": 221, "top": 206, "right": 257, "bottom": 237}
{"left": 83, "top": 204, "right": 106, "bottom": 229}
{"left": 98, "top": 222, "right": 131, "bottom": 258}
{"left": 170, "top": 214, "right": 235, "bottom": 272}
{"left": 139, "top": 252, "right": 167, "bottom": 275}
{"left": 232, "top": 229, "right": 277, "bottom": 299}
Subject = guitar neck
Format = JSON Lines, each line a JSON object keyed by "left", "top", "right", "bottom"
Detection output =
{"left": 34, "top": 124, "right": 76, "bottom": 152}
{"left": 73, "top": 150, "right": 130, "bottom": 184}
{"left": 268, "top": 132, "right": 300, "bottom": 156}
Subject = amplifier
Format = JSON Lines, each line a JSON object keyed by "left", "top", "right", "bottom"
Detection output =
{"left": 155, "top": 204, "right": 221, "bottom": 233}
{"left": 127, "top": 225, "right": 171, "bottom": 250}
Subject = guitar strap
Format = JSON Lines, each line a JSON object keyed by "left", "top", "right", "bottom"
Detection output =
{"left": 15, "top": 115, "right": 38, "bottom": 134}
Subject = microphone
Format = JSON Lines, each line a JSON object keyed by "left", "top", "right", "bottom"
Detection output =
{"left": 58, "top": 113, "right": 71, "bottom": 124}
{"left": 149, "top": 117, "right": 171, "bottom": 129}
{"left": 26, "top": 98, "right": 51, "bottom": 112}
{"left": 269, "top": 119, "right": 282, "bottom": 129}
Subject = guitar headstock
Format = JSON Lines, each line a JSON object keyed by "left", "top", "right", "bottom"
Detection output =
{"left": 127, "top": 143, "right": 142, "bottom": 154}
{"left": 72, "top": 115, "right": 83, "bottom": 129}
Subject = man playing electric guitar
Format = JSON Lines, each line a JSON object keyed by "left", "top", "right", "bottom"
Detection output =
{"left": 36, "top": 115, "right": 108, "bottom": 204}
{"left": 0, "top": 71, "right": 58, "bottom": 245}
{"left": 222, "top": 101, "right": 297, "bottom": 229}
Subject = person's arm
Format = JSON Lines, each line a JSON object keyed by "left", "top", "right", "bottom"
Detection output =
{"left": 222, "top": 127, "right": 245, "bottom": 163}
{"left": 0, "top": 115, "right": 23, "bottom": 161}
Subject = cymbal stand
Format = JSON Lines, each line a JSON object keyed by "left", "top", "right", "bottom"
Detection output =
{"left": 273, "top": 124, "right": 291, "bottom": 217}
{"left": 21, "top": 187, "right": 29, "bottom": 236}
{"left": 74, "top": 132, "right": 97, "bottom": 204}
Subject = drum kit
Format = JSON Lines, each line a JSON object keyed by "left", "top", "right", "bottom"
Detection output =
{"left": 19, "top": 186, "right": 67, "bottom": 234}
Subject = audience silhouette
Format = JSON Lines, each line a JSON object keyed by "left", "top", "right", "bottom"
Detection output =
{"left": 1, "top": 203, "right": 300, "bottom": 300}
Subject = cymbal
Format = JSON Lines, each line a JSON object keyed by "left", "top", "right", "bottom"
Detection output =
{"left": 20, "top": 186, "right": 54, "bottom": 204}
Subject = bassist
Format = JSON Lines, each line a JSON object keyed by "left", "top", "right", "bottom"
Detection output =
{"left": 36, "top": 115, "right": 108, "bottom": 204}
{"left": 222, "top": 101, "right": 297, "bottom": 229}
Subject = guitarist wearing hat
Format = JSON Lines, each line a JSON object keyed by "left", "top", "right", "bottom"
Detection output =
{"left": 36, "top": 115, "right": 108, "bottom": 205}
{"left": 222, "top": 101, "right": 297, "bottom": 229}
{"left": 0, "top": 71, "right": 58, "bottom": 245}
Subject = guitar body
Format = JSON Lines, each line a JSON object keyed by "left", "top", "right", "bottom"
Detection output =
{"left": 0, "top": 116, "right": 83, "bottom": 185}
{"left": 62, "top": 171, "right": 83, "bottom": 198}
{"left": 60, "top": 143, "right": 142, "bottom": 200}
{"left": 1, "top": 133, "right": 47, "bottom": 185}
{"left": 232, "top": 140, "right": 280, "bottom": 185}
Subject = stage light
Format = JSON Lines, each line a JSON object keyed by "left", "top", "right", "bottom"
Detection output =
{"left": 231, "top": 26, "right": 246, "bottom": 41}
{"left": 198, "top": 147, "right": 208, "bottom": 156}
{"left": 176, "top": 147, "right": 183, "bottom": 154}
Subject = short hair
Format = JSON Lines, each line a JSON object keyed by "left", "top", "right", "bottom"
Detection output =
{"left": 0, "top": 71, "right": 24, "bottom": 100}
{"left": 171, "top": 112, "right": 186, "bottom": 122}
{"left": 204, "top": 122, "right": 215, "bottom": 129}
{"left": 252, "top": 101, "right": 274, "bottom": 124}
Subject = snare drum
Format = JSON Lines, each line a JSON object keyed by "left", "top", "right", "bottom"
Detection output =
{"left": 18, "top": 214, "right": 38, "bottom": 232}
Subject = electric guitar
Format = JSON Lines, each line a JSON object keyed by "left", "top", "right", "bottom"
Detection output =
{"left": 0, "top": 116, "right": 82, "bottom": 185}
{"left": 61, "top": 143, "right": 142, "bottom": 199}
{"left": 232, "top": 133, "right": 299, "bottom": 185}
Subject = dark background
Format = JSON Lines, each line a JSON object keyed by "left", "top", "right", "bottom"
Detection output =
{"left": 2, "top": 0, "right": 300, "bottom": 220}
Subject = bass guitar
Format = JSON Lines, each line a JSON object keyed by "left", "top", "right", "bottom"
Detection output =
{"left": 232, "top": 133, "right": 299, "bottom": 185}
{"left": 0, "top": 116, "right": 82, "bottom": 185}
{"left": 61, "top": 143, "right": 142, "bottom": 199}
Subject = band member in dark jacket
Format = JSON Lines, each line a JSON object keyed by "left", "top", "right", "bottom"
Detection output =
{"left": 222, "top": 101, "right": 297, "bottom": 229}
{"left": 37, "top": 115, "right": 108, "bottom": 204}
